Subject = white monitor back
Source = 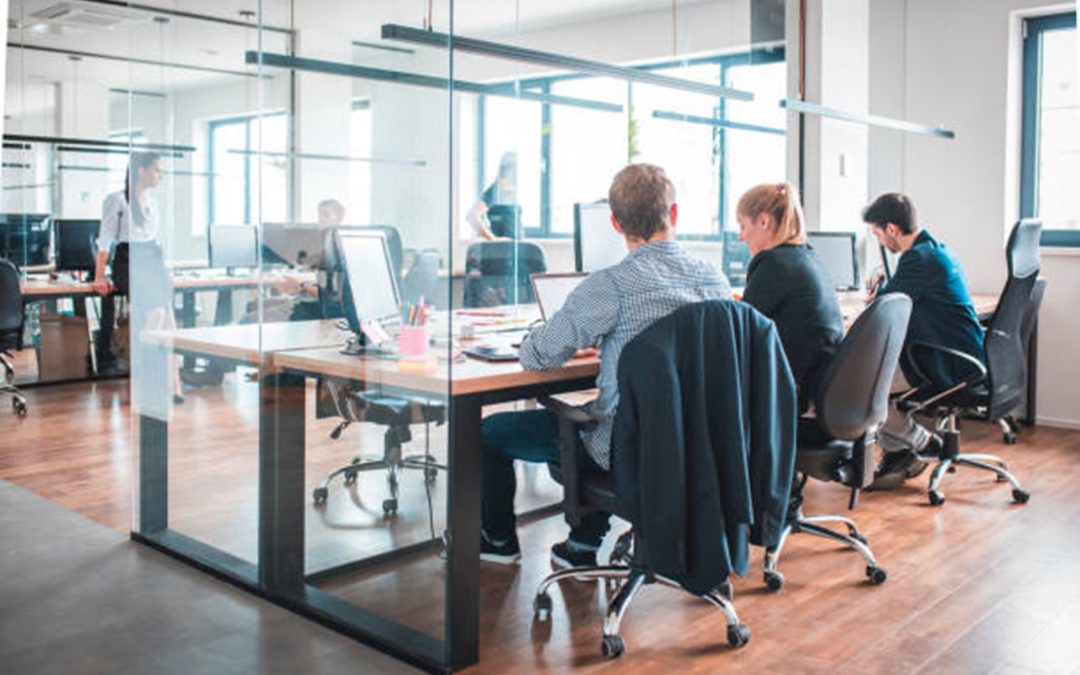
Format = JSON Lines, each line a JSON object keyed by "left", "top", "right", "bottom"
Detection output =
{"left": 574, "top": 202, "right": 626, "bottom": 272}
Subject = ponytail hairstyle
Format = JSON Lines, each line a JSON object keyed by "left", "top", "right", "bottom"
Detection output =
{"left": 736, "top": 181, "right": 806, "bottom": 246}
{"left": 125, "top": 151, "right": 162, "bottom": 227}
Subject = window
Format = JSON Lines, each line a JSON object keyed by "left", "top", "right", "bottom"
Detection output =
{"left": 472, "top": 47, "right": 786, "bottom": 241}
{"left": 207, "top": 112, "right": 288, "bottom": 226}
{"left": 348, "top": 99, "right": 372, "bottom": 224}
{"left": 1021, "top": 12, "right": 1079, "bottom": 246}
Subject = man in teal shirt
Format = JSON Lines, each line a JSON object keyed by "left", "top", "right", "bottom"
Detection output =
{"left": 863, "top": 193, "right": 985, "bottom": 489}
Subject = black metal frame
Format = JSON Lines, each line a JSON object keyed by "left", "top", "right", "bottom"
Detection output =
{"left": 133, "top": 333, "right": 595, "bottom": 672}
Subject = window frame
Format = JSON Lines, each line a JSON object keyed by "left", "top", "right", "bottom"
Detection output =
{"left": 1021, "top": 11, "right": 1078, "bottom": 247}
{"left": 475, "top": 46, "right": 786, "bottom": 241}
{"left": 207, "top": 110, "right": 286, "bottom": 227}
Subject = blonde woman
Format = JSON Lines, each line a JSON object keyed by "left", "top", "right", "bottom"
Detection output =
{"left": 737, "top": 182, "right": 843, "bottom": 415}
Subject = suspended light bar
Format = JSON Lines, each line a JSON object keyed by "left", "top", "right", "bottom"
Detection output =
{"left": 245, "top": 51, "right": 624, "bottom": 114}
{"left": 380, "top": 23, "right": 754, "bottom": 102}
{"left": 652, "top": 110, "right": 785, "bottom": 136}
{"left": 780, "top": 99, "right": 955, "bottom": 139}
{"left": 227, "top": 149, "right": 427, "bottom": 168}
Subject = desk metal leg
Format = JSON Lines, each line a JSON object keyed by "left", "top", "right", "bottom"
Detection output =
{"left": 445, "top": 394, "right": 482, "bottom": 670}
{"left": 213, "top": 289, "right": 234, "bottom": 326}
{"left": 259, "top": 370, "right": 307, "bottom": 599}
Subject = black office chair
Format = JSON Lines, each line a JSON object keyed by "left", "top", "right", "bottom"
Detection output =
{"left": 313, "top": 229, "right": 446, "bottom": 517}
{"left": 400, "top": 250, "right": 440, "bottom": 306}
{"left": 0, "top": 258, "right": 28, "bottom": 416}
{"left": 531, "top": 301, "right": 800, "bottom": 659}
{"left": 463, "top": 241, "right": 546, "bottom": 308}
{"left": 762, "top": 294, "right": 912, "bottom": 590}
{"left": 994, "top": 276, "right": 1047, "bottom": 443}
{"left": 901, "top": 220, "right": 1040, "bottom": 506}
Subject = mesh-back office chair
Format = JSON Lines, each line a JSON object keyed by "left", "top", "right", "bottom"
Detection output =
{"left": 762, "top": 294, "right": 912, "bottom": 590}
{"left": 463, "top": 241, "right": 546, "bottom": 308}
{"left": 313, "top": 228, "right": 446, "bottom": 517}
{"left": 995, "top": 276, "right": 1047, "bottom": 443}
{"left": 531, "top": 301, "right": 802, "bottom": 659}
{"left": 0, "top": 259, "right": 28, "bottom": 416}
{"left": 400, "top": 250, "right": 440, "bottom": 306}
{"left": 900, "top": 220, "right": 1040, "bottom": 506}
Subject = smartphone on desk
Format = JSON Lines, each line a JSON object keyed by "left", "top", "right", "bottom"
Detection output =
{"left": 464, "top": 345, "right": 519, "bottom": 362}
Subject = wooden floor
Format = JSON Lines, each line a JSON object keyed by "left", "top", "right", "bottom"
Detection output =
{"left": 3, "top": 375, "right": 1080, "bottom": 674}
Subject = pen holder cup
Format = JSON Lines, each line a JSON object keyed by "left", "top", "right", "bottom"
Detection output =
{"left": 398, "top": 326, "right": 430, "bottom": 361}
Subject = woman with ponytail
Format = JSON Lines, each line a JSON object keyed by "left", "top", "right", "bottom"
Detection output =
{"left": 737, "top": 182, "right": 843, "bottom": 414}
{"left": 93, "top": 151, "right": 183, "bottom": 403}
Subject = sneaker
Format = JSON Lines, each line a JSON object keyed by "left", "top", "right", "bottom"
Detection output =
{"left": 550, "top": 540, "right": 598, "bottom": 570}
{"left": 480, "top": 532, "right": 521, "bottom": 565}
{"left": 866, "top": 450, "right": 928, "bottom": 491}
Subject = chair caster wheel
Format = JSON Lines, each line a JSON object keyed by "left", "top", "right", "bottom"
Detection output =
{"left": 727, "top": 623, "right": 751, "bottom": 648}
{"left": 382, "top": 499, "right": 398, "bottom": 516}
{"left": 867, "top": 566, "right": 888, "bottom": 585}
{"left": 424, "top": 468, "right": 438, "bottom": 484}
{"left": 764, "top": 570, "right": 784, "bottom": 592}
{"left": 947, "top": 465, "right": 957, "bottom": 473}
{"left": 533, "top": 593, "right": 552, "bottom": 621}
{"left": 343, "top": 470, "right": 357, "bottom": 485}
{"left": 12, "top": 399, "right": 27, "bottom": 416}
{"left": 312, "top": 487, "right": 328, "bottom": 505}
{"left": 601, "top": 635, "right": 625, "bottom": 659}
{"left": 1012, "top": 488, "right": 1030, "bottom": 504}
{"left": 928, "top": 490, "right": 945, "bottom": 506}
{"left": 1004, "top": 432, "right": 1017, "bottom": 444}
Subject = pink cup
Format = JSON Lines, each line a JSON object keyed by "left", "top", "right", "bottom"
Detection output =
{"left": 398, "top": 325, "right": 430, "bottom": 361}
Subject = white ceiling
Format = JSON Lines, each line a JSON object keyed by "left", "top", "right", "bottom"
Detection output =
{"left": 5, "top": 0, "right": 721, "bottom": 121}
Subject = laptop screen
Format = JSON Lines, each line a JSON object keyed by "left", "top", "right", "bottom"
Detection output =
{"left": 531, "top": 273, "right": 587, "bottom": 321}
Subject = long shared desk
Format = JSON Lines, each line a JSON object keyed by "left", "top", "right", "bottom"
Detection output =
{"left": 132, "top": 293, "right": 1007, "bottom": 672}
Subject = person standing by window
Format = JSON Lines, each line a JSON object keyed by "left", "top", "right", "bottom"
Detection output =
{"left": 466, "top": 152, "right": 521, "bottom": 240}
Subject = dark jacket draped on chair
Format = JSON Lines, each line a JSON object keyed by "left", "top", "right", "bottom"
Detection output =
{"left": 612, "top": 300, "right": 797, "bottom": 595}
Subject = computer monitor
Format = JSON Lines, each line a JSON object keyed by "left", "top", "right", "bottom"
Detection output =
{"left": 209, "top": 225, "right": 258, "bottom": 270}
{"left": 530, "top": 272, "right": 587, "bottom": 321}
{"left": 54, "top": 219, "right": 100, "bottom": 272}
{"left": 722, "top": 230, "right": 751, "bottom": 288}
{"left": 573, "top": 202, "right": 625, "bottom": 272}
{"left": 260, "top": 223, "right": 328, "bottom": 268}
{"left": 807, "top": 231, "right": 860, "bottom": 291}
{"left": 335, "top": 229, "right": 401, "bottom": 333}
{"left": 0, "top": 213, "right": 51, "bottom": 267}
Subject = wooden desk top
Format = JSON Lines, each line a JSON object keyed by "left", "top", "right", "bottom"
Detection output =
{"left": 272, "top": 346, "right": 600, "bottom": 397}
{"left": 20, "top": 271, "right": 315, "bottom": 299}
{"left": 141, "top": 320, "right": 348, "bottom": 364}
{"left": 838, "top": 292, "right": 998, "bottom": 328}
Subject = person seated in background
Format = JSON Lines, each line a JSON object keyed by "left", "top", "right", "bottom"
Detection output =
{"left": 862, "top": 192, "right": 985, "bottom": 489}
{"left": 737, "top": 182, "right": 844, "bottom": 418}
{"left": 479, "top": 163, "right": 732, "bottom": 567}
{"left": 466, "top": 152, "right": 522, "bottom": 241}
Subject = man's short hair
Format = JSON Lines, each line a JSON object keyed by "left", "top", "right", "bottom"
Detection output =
{"left": 318, "top": 198, "right": 345, "bottom": 220}
{"left": 608, "top": 164, "right": 675, "bottom": 241}
{"left": 862, "top": 193, "right": 917, "bottom": 234}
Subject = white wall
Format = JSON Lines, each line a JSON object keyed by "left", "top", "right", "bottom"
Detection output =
{"left": 901, "top": 0, "right": 1080, "bottom": 427}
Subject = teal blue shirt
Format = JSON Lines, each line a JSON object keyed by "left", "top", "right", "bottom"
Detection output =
{"left": 880, "top": 230, "right": 985, "bottom": 389}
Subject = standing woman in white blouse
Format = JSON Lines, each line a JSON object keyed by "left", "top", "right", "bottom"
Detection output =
{"left": 92, "top": 151, "right": 183, "bottom": 403}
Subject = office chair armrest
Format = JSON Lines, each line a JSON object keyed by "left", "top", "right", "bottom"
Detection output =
{"left": 537, "top": 394, "right": 599, "bottom": 431}
{"left": 900, "top": 341, "right": 988, "bottom": 414}
{"left": 538, "top": 394, "right": 599, "bottom": 527}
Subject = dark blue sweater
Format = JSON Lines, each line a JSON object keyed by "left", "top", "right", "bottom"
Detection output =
{"left": 879, "top": 230, "right": 985, "bottom": 389}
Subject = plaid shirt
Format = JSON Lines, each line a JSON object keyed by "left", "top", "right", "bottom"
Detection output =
{"left": 519, "top": 240, "right": 731, "bottom": 469}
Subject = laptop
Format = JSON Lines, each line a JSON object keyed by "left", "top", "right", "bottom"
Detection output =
{"left": 531, "top": 272, "right": 588, "bottom": 322}
{"left": 464, "top": 272, "right": 588, "bottom": 362}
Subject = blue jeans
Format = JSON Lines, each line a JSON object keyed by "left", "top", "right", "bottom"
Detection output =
{"left": 481, "top": 409, "right": 611, "bottom": 547}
